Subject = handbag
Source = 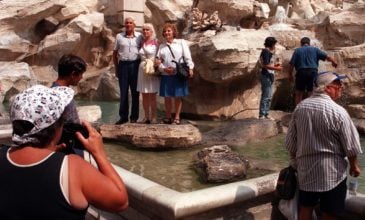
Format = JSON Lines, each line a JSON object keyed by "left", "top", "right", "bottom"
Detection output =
{"left": 276, "top": 166, "right": 297, "bottom": 200}
{"left": 143, "top": 58, "right": 159, "bottom": 76}
{"left": 166, "top": 43, "right": 189, "bottom": 80}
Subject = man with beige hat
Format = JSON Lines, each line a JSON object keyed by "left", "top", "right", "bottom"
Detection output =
{"left": 286, "top": 71, "right": 362, "bottom": 220}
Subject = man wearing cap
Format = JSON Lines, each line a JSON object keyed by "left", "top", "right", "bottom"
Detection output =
{"left": 286, "top": 71, "right": 362, "bottom": 220}
{"left": 289, "top": 37, "right": 338, "bottom": 105}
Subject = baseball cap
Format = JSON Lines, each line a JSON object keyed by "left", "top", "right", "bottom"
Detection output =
{"left": 315, "top": 71, "right": 347, "bottom": 87}
{"left": 11, "top": 85, "right": 74, "bottom": 144}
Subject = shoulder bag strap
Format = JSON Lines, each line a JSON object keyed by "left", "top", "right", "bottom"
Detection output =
{"left": 166, "top": 44, "right": 175, "bottom": 59}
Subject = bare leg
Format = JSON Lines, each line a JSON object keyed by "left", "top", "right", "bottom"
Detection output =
{"left": 150, "top": 93, "right": 157, "bottom": 121}
{"left": 295, "top": 90, "right": 304, "bottom": 106}
{"left": 164, "top": 97, "right": 172, "bottom": 119}
{"left": 322, "top": 212, "right": 336, "bottom": 220}
{"left": 142, "top": 93, "right": 150, "bottom": 121}
{"left": 299, "top": 206, "right": 314, "bottom": 220}
{"left": 174, "top": 97, "right": 182, "bottom": 120}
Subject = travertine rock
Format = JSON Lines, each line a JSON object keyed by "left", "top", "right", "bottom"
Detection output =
{"left": 194, "top": 145, "right": 250, "bottom": 183}
{"left": 100, "top": 123, "right": 202, "bottom": 148}
{"left": 202, "top": 119, "right": 279, "bottom": 147}
{"left": 77, "top": 105, "right": 102, "bottom": 122}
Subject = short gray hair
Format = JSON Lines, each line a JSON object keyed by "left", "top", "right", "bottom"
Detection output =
{"left": 124, "top": 16, "right": 136, "bottom": 26}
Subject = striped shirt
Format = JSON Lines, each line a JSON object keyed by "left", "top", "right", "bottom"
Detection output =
{"left": 114, "top": 31, "right": 142, "bottom": 61}
{"left": 286, "top": 93, "right": 362, "bottom": 192}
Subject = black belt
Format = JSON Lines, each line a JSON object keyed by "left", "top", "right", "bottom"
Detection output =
{"left": 119, "top": 60, "right": 140, "bottom": 64}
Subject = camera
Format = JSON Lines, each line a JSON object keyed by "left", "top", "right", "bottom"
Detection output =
{"left": 58, "top": 122, "right": 89, "bottom": 154}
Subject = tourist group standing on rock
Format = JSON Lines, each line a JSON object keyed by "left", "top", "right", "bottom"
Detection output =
{"left": 113, "top": 17, "right": 194, "bottom": 125}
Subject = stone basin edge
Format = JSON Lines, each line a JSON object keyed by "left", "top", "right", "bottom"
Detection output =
{"left": 112, "top": 164, "right": 279, "bottom": 219}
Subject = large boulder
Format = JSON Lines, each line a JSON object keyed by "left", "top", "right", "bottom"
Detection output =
{"left": 203, "top": 118, "right": 279, "bottom": 147}
{"left": 346, "top": 105, "right": 365, "bottom": 119}
{"left": 183, "top": 29, "right": 270, "bottom": 119}
{"left": 316, "top": 4, "right": 365, "bottom": 48}
{"left": 78, "top": 67, "right": 120, "bottom": 101}
{"left": 100, "top": 123, "right": 202, "bottom": 148}
{"left": 194, "top": 145, "right": 250, "bottom": 183}
{"left": 197, "top": 0, "right": 255, "bottom": 26}
{"left": 0, "top": 62, "right": 36, "bottom": 102}
{"left": 77, "top": 105, "right": 102, "bottom": 123}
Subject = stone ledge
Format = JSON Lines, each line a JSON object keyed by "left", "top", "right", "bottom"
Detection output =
{"left": 100, "top": 123, "right": 202, "bottom": 148}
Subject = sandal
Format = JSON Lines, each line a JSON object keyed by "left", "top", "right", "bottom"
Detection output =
{"left": 162, "top": 118, "right": 172, "bottom": 124}
{"left": 173, "top": 119, "right": 181, "bottom": 125}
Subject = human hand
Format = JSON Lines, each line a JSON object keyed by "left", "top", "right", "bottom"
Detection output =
{"left": 188, "top": 69, "right": 194, "bottom": 78}
{"left": 350, "top": 164, "right": 361, "bottom": 177}
{"left": 275, "top": 65, "right": 283, "bottom": 71}
{"left": 76, "top": 121, "right": 105, "bottom": 155}
{"left": 164, "top": 67, "right": 174, "bottom": 75}
{"left": 154, "top": 58, "right": 161, "bottom": 67}
{"left": 332, "top": 61, "right": 338, "bottom": 68}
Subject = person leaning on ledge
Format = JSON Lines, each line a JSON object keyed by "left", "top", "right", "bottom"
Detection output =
{"left": 0, "top": 85, "right": 128, "bottom": 219}
{"left": 286, "top": 71, "right": 362, "bottom": 220}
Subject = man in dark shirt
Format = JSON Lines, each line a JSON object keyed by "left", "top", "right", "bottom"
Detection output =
{"left": 52, "top": 54, "right": 87, "bottom": 124}
{"left": 288, "top": 37, "right": 338, "bottom": 105}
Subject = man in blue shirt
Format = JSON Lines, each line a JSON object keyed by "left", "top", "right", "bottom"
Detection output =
{"left": 288, "top": 37, "right": 337, "bottom": 105}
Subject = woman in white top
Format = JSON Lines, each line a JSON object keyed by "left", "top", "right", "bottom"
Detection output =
{"left": 156, "top": 23, "right": 194, "bottom": 125}
{"left": 137, "top": 23, "right": 160, "bottom": 124}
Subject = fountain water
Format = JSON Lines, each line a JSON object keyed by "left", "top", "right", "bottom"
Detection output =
{"left": 269, "top": 5, "right": 294, "bottom": 31}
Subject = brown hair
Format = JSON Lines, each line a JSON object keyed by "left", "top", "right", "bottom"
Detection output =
{"left": 162, "top": 22, "right": 178, "bottom": 38}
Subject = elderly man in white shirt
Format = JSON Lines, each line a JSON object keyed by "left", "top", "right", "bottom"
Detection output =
{"left": 113, "top": 17, "right": 143, "bottom": 124}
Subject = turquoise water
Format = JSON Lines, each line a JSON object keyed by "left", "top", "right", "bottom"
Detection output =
{"left": 1, "top": 100, "right": 365, "bottom": 193}
{"left": 77, "top": 100, "right": 365, "bottom": 193}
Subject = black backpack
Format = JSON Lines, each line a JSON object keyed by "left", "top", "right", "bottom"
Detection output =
{"left": 276, "top": 166, "right": 297, "bottom": 200}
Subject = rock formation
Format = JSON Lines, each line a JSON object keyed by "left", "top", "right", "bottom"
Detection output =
{"left": 0, "top": 0, "right": 365, "bottom": 120}
{"left": 100, "top": 123, "right": 202, "bottom": 148}
{"left": 194, "top": 145, "right": 250, "bottom": 183}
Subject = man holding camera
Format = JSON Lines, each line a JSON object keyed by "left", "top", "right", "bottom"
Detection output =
{"left": 52, "top": 54, "right": 87, "bottom": 154}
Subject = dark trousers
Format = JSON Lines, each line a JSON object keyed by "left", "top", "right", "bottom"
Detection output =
{"left": 117, "top": 60, "right": 140, "bottom": 121}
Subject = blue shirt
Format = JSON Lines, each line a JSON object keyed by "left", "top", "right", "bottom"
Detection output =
{"left": 289, "top": 45, "right": 327, "bottom": 70}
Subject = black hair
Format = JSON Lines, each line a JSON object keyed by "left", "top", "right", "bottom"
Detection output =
{"left": 12, "top": 117, "right": 64, "bottom": 148}
{"left": 300, "top": 37, "right": 310, "bottom": 46}
{"left": 58, "top": 54, "right": 87, "bottom": 78}
{"left": 264, "top": 37, "right": 277, "bottom": 48}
